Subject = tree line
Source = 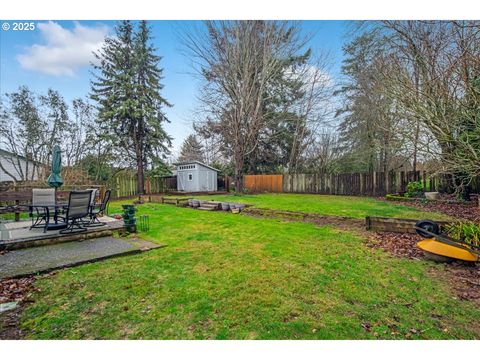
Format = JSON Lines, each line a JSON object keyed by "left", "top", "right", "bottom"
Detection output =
{"left": 1, "top": 20, "right": 479, "bottom": 198}
{"left": 1, "top": 20, "right": 172, "bottom": 192}
{"left": 335, "top": 21, "right": 480, "bottom": 198}
{"left": 180, "top": 20, "right": 480, "bottom": 197}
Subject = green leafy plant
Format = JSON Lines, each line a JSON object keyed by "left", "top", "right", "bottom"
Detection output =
{"left": 405, "top": 181, "right": 424, "bottom": 198}
{"left": 444, "top": 221, "right": 480, "bottom": 247}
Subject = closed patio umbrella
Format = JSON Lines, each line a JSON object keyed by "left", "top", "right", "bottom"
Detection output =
{"left": 45, "top": 145, "right": 65, "bottom": 230}
{"left": 47, "top": 145, "right": 63, "bottom": 189}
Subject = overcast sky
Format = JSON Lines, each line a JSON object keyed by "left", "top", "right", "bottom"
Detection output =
{"left": 0, "top": 20, "right": 348, "bottom": 158}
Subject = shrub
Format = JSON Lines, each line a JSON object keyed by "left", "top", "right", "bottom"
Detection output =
{"left": 405, "top": 181, "right": 424, "bottom": 198}
{"left": 444, "top": 221, "right": 480, "bottom": 247}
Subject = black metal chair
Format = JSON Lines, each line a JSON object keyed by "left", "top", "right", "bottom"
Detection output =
{"left": 87, "top": 189, "right": 111, "bottom": 227}
{"left": 60, "top": 191, "right": 92, "bottom": 234}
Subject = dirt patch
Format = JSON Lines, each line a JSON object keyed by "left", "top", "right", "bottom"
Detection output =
{"left": 0, "top": 304, "right": 26, "bottom": 339}
{"left": 381, "top": 196, "right": 480, "bottom": 222}
{"left": 367, "top": 231, "right": 480, "bottom": 305}
{"left": 0, "top": 275, "right": 36, "bottom": 339}
{"left": 437, "top": 262, "right": 480, "bottom": 304}
{"left": 243, "top": 208, "right": 365, "bottom": 231}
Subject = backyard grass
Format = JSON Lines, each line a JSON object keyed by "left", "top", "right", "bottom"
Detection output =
{"left": 20, "top": 202, "right": 479, "bottom": 339}
{"left": 196, "top": 193, "right": 450, "bottom": 220}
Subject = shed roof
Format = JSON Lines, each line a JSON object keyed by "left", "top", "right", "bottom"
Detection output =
{"left": 174, "top": 160, "right": 220, "bottom": 172}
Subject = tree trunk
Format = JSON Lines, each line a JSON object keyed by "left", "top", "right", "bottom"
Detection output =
{"left": 136, "top": 156, "right": 145, "bottom": 195}
{"left": 234, "top": 149, "right": 243, "bottom": 193}
{"left": 135, "top": 133, "right": 145, "bottom": 195}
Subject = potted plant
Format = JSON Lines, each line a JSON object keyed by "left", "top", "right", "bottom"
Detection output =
{"left": 221, "top": 202, "right": 230, "bottom": 211}
{"left": 236, "top": 204, "right": 246, "bottom": 211}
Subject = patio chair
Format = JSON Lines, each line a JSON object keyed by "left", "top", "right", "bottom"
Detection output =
{"left": 82, "top": 188, "right": 98, "bottom": 224}
{"left": 59, "top": 190, "right": 92, "bottom": 234}
{"left": 86, "top": 188, "right": 99, "bottom": 206}
{"left": 30, "top": 188, "right": 56, "bottom": 229}
{"left": 87, "top": 189, "right": 111, "bottom": 227}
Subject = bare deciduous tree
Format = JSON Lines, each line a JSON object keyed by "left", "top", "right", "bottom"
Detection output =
{"left": 181, "top": 21, "right": 309, "bottom": 191}
{"left": 379, "top": 20, "right": 480, "bottom": 196}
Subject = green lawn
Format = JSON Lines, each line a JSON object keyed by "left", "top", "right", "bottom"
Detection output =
{"left": 20, "top": 202, "right": 478, "bottom": 339}
{"left": 196, "top": 193, "right": 450, "bottom": 220}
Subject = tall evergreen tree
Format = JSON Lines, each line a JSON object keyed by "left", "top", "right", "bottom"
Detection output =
{"left": 91, "top": 20, "right": 171, "bottom": 194}
{"left": 178, "top": 134, "right": 205, "bottom": 163}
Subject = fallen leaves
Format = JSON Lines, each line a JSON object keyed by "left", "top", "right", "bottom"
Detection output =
{"left": 0, "top": 276, "right": 36, "bottom": 340}
{"left": 366, "top": 232, "right": 425, "bottom": 259}
{"left": 0, "top": 276, "right": 36, "bottom": 304}
{"left": 383, "top": 194, "right": 480, "bottom": 222}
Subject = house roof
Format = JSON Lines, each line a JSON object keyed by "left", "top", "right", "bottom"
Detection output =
{"left": 174, "top": 160, "right": 220, "bottom": 172}
{"left": 0, "top": 148, "right": 43, "bottom": 165}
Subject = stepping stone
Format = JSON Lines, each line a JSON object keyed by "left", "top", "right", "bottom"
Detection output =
{"left": 0, "top": 237, "right": 165, "bottom": 279}
{"left": 0, "top": 302, "right": 18, "bottom": 313}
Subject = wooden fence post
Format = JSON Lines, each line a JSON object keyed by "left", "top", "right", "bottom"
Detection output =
{"left": 14, "top": 184, "right": 20, "bottom": 222}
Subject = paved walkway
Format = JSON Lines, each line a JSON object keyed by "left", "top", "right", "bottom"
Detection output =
{"left": 0, "top": 237, "right": 164, "bottom": 279}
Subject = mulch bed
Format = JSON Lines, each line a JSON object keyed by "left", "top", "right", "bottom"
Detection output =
{"left": 384, "top": 194, "right": 480, "bottom": 222}
{"left": 367, "top": 232, "right": 425, "bottom": 259}
{"left": 0, "top": 276, "right": 36, "bottom": 339}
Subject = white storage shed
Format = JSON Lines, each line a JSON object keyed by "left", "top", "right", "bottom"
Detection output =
{"left": 175, "top": 161, "right": 219, "bottom": 192}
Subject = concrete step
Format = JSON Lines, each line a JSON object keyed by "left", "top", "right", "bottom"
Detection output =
{"left": 197, "top": 206, "right": 216, "bottom": 211}
{"left": 200, "top": 203, "right": 219, "bottom": 209}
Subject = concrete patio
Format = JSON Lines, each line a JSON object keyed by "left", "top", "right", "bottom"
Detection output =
{"left": 0, "top": 216, "right": 125, "bottom": 250}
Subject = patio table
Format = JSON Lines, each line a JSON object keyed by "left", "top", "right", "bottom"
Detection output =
{"left": 29, "top": 203, "right": 68, "bottom": 233}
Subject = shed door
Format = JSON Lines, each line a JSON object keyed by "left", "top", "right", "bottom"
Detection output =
{"left": 177, "top": 172, "right": 184, "bottom": 191}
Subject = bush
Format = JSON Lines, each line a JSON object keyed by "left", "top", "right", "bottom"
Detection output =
{"left": 405, "top": 181, "right": 424, "bottom": 198}
{"left": 444, "top": 221, "right": 480, "bottom": 247}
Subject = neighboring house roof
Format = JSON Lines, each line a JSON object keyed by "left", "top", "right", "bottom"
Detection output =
{"left": 0, "top": 148, "right": 44, "bottom": 165}
{"left": 174, "top": 160, "right": 220, "bottom": 172}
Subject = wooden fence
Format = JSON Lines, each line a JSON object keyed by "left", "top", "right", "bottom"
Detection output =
{"left": 243, "top": 171, "right": 444, "bottom": 196}
{"left": 108, "top": 173, "right": 177, "bottom": 199}
{"left": 244, "top": 174, "right": 283, "bottom": 193}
